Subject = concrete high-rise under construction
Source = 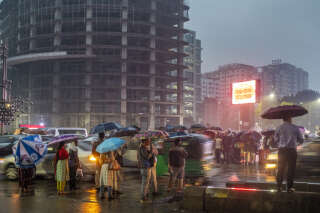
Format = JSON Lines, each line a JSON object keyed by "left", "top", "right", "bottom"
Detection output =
{"left": 0, "top": 0, "right": 190, "bottom": 130}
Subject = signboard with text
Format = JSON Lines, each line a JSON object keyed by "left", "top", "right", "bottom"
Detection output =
{"left": 232, "top": 80, "right": 258, "bottom": 104}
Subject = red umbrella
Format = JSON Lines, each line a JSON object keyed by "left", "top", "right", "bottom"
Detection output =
{"left": 261, "top": 105, "right": 308, "bottom": 119}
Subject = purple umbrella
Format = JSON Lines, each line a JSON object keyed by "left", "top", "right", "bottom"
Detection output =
{"left": 47, "top": 135, "right": 79, "bottom": 146}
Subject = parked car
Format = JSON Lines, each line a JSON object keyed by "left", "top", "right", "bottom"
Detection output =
{"left": 44, "top": 127, "right": 88, "bottom": 137}
{"left": 0, "top": 137, "right": 96, "bottom": 180}
{"left": 265, "top": 138, "right": 320, "bottom": 176}
{"left": 0, "top": 135, "right": 23, "bottom": 157}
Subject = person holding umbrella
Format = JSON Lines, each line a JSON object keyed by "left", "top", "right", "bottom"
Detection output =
{"left": 13, "top": 135, "right": 47, "bottom": 194}
{"left": 92, "top": 132, "right": 105, "bottom": 189}
{"left": 261, "top": 105, "right": 307, "bottom": 193}
{"left": 18, "top": 154, "right": 35, "bottom": 193}
{"left": 96, "top": 137, "right": 125, "bottom": 199}
{"left": 274, "top": 116, "right": 304, "bottom": 192}
{"left": 68, "top": 140, "right": 80, "bottom": 190}
{"left": 54, "top": 142, "right": 69, "bottom": 195}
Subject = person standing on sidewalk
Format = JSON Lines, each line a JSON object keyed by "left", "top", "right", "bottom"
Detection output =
{"left": 274, "top": 116, "right": 304, "bottom": 193}
{"left": 92, "top": 132, "right": 105, "bottom": 189}
{"left": 54, "top": 142, "right": 69, "bottom": 195}
{"left": 68, "top": 140, "right": 80, "bottom": 190}
{"left": 168, "top": 138, "right": 188, "bottom": 193}
{"left": 215, "top": 136, "right": 223, "bottom": 164}
{"left": 147, "top": 139, "right": 159, "bottom": 196}
{"left": 137, "top": 138, "right": 155, "bottom": 202}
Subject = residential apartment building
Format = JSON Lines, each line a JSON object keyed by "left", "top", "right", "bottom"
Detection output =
{"left": 260, "top": 60, "right": 309, "bottom": 98}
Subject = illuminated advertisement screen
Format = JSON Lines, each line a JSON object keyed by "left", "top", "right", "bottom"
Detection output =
{"left": 232, "top": 80, "right": 257, "bottom": 104}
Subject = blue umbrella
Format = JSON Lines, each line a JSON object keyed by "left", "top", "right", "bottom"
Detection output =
{"left": 12, "top": 135, "right": 47, "bottom": 168}
{"left": 96, "top": 137, "right": 126, "bottom": 154}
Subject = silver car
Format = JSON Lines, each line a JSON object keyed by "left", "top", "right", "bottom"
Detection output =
{"left": 0, "top": 137, "right": 97, "bottom": 180}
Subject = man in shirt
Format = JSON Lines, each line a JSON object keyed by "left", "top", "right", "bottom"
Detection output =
{"left": 168, "top": 138, "right": 188, "bottom": 193}
{"left": 274, "top": 116, "right": 304, "bottom": 193}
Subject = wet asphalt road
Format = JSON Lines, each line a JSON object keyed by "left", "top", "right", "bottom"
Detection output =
{"left": 0, "top": 165, "right": 319, "bottom": 213}
{"left": 0, "top": 175, "right": 186, "bottom": 213}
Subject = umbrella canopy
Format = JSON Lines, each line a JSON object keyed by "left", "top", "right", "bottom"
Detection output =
{"left": 12, "top": 135, "right": 47, "bottom": 168}
{"left": 90, "top": 122, "right": 123, "bottom": 134}
{"left": 96, "top": 137, "right": 126, "bottom": 153}
{"left": 261, "top": 105, "right": 308, "bottom": 119}
{"left": 240, "top": 131, "right": 262, "bottom": 142}
{"left": 135, "top": 130, "right": 168, "bottom": 139}
{"left": 210, "top": 126, "right": 223, "bottom": 131}
{"left": 172, "top": 125, "right": 188, "bottom": 131}
{"left": 261, "top": 129, "right": 275, "bottom": 137}
{"left": 190, "top": 124, "right": 206, "bottom": 129}
{"left": 47, "top": 135, "right": 79, "bottom": 146}
{"left": 111, "top": 127, "right": 139, "bottom": 137}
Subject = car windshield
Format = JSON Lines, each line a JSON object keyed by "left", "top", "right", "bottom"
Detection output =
{"left": 58, "top": 129, "right": 86, "bottom": 136}
{"left": 78, "top": 140, "right": 93, "bottom": 151}
{"left": 0, "top": 136, "right": 17, "bottom": 144}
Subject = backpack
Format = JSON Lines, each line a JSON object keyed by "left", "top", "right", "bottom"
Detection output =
{"left": 169, "top": 149, "right": 184, "bottom": 167}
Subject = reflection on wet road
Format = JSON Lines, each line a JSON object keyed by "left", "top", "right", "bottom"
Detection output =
{"left": 0, "top": 165, "right": 319, "bottom": 212}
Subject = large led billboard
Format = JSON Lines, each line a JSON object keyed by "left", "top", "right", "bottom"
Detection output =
{"left": 232, "top": 80, "right": 257, "bottom": 104}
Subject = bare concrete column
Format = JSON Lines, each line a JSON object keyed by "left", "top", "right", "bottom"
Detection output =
{"left": 54, "top": 0, "right": 62, "bottom": 49}
{"left": 177, "top": 0, "right": 185, "bottom": 125}
{"left": 17, "top": 0, "right": 21, "bottom": 53}
{"left": 120, "top": 0, "right": 128, "bottom": 127}
{"left": 148, "top": 0, "right": 157, "bottom": 130}
{"left": 86, "top": 0, "right": 93, "bottom": 55}
{"left": 85, "top": 60, "right": 92, "bottom": 129}
{"left": 29, "top": 12, "right": 36, "bottom": 50}
{"left": 52, "top": 61, "right": 60, "bottom": 126}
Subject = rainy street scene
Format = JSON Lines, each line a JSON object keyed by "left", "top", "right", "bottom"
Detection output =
{"left": 1, "top": 0, "right": 320, "bottom": 212}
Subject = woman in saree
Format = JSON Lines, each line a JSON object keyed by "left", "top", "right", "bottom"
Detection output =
{"left": 54, "top": 142, "right": 69, "bottom": 195}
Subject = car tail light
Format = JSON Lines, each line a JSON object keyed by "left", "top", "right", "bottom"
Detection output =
{"left": 230, "top": 187, "right": 257, "bottom": 192}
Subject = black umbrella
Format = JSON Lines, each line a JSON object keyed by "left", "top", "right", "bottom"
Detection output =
{"left": 261, "top": 105, "right": 308, "bottom": 119}
{"left": 240, "top": 131, "right": 262, "bottom": 142}
{"left": 210, "top": 126, "right": 223, "bottom": 131}
{"left": 190, "top": 124, "right": 206, "bottom": 129}
{"left": 261, "top": 129, "right": 275, "bottom": 137}
{"left": 172, "top": 125, "right": 188, "bottom": 131}
{"left": 90, "top": 122, "right": 123, "bottom": 134}
{"left": 111, "top": 127, "right": 139, "bottom": 137}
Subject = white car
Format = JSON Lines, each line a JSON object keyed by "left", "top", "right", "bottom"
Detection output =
{"left": 0, "top": 138, "right": 96, "bottom": 180}
{"left": 45, "top": 127, "right": 88, "bottom": 138}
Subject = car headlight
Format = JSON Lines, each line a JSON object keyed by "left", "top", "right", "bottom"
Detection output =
{"left": 89, "top": 155, "right": 96, "bottom": 162}
{"left": 0, "top": 158, "right": 4, "bottom": 164}
{"left": 267, "top": 153, "right": 278, "bottom": 160}
{"left": 265, "top": 163, "right": 276, "bottom": 169}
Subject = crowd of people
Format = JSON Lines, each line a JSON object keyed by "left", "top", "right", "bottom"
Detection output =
{"left": 16, "top": 114, "right": 305, "bottom": 197}
{"left": 203, "top": 129, "right": 275, "bottom": 166}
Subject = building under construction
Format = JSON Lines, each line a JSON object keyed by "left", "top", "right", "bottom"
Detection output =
{"left": 0, "top": 0, "right": 190, "bottom": 130}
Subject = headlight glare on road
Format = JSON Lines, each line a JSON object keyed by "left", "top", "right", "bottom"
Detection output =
{"left": 267, "top": 153, "right": 278, "bottom": 160}
{"left": 265, "top": 163, "right": 276, "bottom": 169}
{"left": 89, "top": 155, "right": 96, "bottom": 162}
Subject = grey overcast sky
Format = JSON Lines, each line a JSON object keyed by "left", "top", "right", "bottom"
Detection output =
{"left": 185, "top": 0, "right": 320, "bottom": 91}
